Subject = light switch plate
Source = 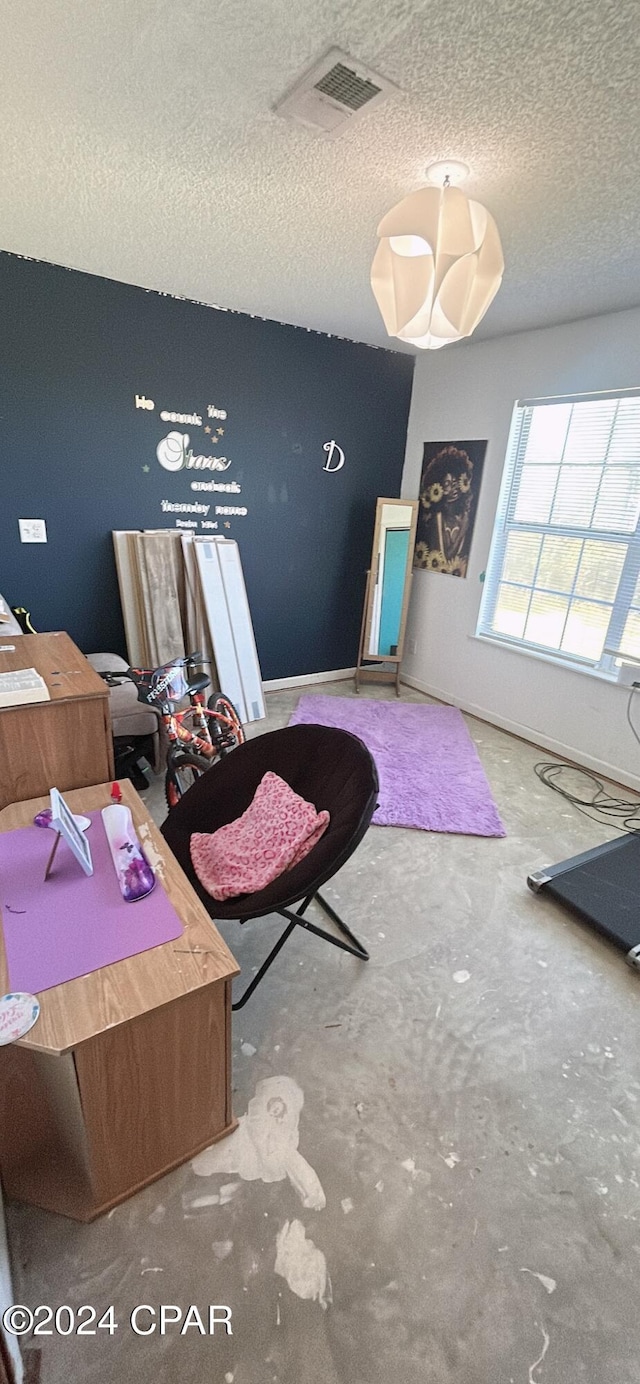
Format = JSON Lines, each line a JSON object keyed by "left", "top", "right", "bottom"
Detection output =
{"left": 19, "top": 519, "right": 47, "bottom": 543}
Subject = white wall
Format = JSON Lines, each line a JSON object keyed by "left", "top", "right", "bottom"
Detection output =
{"left": 401, "top": 305, "right": 640, "bottom": 790}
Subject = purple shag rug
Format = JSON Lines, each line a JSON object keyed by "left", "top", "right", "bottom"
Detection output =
{"left": 289, "top": 695, "right": 506, "bottom": 837}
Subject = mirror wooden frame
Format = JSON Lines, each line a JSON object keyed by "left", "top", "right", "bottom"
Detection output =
{"left": 355, "top": 497, "right": 419, "bottom": 696}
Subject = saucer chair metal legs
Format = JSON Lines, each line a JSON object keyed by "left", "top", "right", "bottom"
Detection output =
{"left": 161, "top": 724, "right": 378, "bottom": 1010}
{"left": 231, "top": 889, "right": 370, "bottom": 1011}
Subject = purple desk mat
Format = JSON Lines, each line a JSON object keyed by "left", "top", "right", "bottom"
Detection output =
{"left": 0, "top": 811, "right": 183, "bottom": 994}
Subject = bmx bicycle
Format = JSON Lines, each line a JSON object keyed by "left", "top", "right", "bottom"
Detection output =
{"left": 99, "top": 652, "right": 245, "bottom": 808}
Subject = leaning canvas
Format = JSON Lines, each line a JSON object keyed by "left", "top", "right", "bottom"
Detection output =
{"left": 413, "top": 439, "right": 487, "bottom": 578}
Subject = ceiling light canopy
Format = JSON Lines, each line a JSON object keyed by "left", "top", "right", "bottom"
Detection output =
{"left": 371, "top": 161, "right": 504, "bottom": 350}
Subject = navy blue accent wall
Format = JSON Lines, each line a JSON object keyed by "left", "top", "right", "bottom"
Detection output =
{"left": 0, "top": 253, "right": 413, "bottom": 679}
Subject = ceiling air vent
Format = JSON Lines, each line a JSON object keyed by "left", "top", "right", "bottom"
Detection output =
{"left": 275, "top": 47, "right": 399, "bottom": 137}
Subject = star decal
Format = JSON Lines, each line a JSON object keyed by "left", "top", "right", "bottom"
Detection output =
{"left": 217, "top": 427, "right": 224, "bottom": 436}
{"left": 142, "top": 463, "right": 150, "bottom": 472}
{"left": 204, "top": 425, "right": 211, "bottom": 434}
{"left": 224, "top": 521, "right": 231, "bottom": 529}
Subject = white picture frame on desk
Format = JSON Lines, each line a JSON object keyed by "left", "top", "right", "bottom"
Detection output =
{"left": 50, "top": 787, "right": 93, "bottom": 876}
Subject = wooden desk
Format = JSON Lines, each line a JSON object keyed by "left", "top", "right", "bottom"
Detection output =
{"left": 0, "top": 632, "right": 114, "bottom": 811}
{"left": 0, "top": 781, "right": 239, "bottom": 1221}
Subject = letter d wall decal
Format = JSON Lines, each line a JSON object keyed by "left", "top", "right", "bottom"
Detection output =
{"left": 322, "top": 440, "right": 345, "bottom": 472}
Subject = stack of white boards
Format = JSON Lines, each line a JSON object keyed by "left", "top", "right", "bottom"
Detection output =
{"left": 0, "top": 668, "right": 50, "bottom": 708}
{"left": 192, "top": 537, "right": 265, "bottom": 724}
{"left": 112, "top": 531, "right": 265, "bottom": 724}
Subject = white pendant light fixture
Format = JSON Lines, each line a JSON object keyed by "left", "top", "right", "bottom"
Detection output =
{"left": 371, "top": 159, "right": 504, "bottom": 349}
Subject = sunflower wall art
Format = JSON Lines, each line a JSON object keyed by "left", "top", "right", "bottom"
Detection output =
{"left": 413, "top": 439, "right": 487, "bottom": 578}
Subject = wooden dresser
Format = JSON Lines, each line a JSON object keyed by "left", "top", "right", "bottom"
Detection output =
{"left": 0, "top": 781, "right": 239, "bottom": 1220}
{"left": 0, "top": 632, "right": 114, "bottom": 810}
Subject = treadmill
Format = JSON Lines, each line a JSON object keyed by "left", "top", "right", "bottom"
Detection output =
{"left": 528, "top": 834, "right": 640, "bottom": 971}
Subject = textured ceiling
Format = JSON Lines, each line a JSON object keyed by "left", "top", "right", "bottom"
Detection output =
{"left": 1, "top": 0, "right": 639, "bottom": 350}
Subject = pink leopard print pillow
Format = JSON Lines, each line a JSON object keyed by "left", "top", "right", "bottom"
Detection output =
{"left": 190, "top": 771, "right": 330, "bottom": 901}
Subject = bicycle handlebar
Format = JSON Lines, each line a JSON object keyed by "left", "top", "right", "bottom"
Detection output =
{"left": 97, "top": 655, "right": 211, "bottom": 709}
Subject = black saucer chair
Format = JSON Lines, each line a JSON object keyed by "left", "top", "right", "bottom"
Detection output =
{"left": 161, "top": 723, "right": 379, "bottom": 1009}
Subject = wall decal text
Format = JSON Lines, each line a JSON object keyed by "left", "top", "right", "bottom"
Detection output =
{"left": 323, "top": 440, "right": 345, "bottom": 472}
{"left": 156, "top": 431, "right": 232, "bottom": 473}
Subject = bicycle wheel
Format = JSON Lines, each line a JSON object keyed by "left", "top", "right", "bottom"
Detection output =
{"left": 206, "top": 694, "right": 245, "bottom": 757}
{"left": 165, "top": 750, "right": 211, "bottom": 811}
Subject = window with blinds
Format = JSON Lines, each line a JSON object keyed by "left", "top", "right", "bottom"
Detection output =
{"left": 477, "top": 389, "right": 640, "bottom": 673}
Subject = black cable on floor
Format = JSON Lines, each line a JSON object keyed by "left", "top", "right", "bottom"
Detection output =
{"left": 533, "top": 688, "right": 640, "bottom": 836}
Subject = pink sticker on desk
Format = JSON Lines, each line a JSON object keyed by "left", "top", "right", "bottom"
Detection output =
{"left": 0, "top": 812, "right": 184, "bottom": 994}
{"left": 0, "top": 993, "right": 40, "bottom": 1045}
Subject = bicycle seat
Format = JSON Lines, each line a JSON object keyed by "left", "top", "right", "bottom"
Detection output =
{"left": 185, "top": 673, "right": 210, "bottom": 697}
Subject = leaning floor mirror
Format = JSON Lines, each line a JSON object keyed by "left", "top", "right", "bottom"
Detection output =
{"left": 356, "top": 497, "right": 419, "bottom": 696}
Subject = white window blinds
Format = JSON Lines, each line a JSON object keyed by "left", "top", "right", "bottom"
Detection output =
{"left": 477, "top": 389, "right": 640, "bottom": 672}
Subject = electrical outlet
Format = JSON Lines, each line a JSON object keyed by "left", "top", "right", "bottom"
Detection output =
{"left": 19, "top": 518, "right": 47, "bottom": 543}
{"left": 408, "top": 637, "right": 417, "bottom": 656}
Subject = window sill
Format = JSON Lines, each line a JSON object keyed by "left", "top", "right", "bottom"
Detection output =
{"left": 470, "top": 632, "right": 623, "bottom": 685}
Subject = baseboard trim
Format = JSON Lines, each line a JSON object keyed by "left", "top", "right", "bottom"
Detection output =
{"left": 263, "top": 668, "right": 356, "bottom": 692}
{"left": 400, "top": 671, "right": 640, "bottom": 794}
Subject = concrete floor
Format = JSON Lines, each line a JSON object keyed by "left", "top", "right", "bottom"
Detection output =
{"left": 7, "top": 682, "right": 640, "bottom": 1384}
